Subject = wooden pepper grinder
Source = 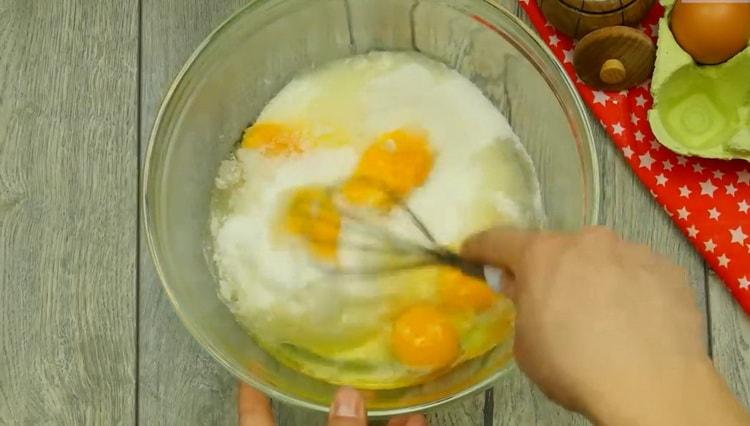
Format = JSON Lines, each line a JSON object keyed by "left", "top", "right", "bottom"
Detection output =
{"left": 540, "top": 0, "right": 656, "bottom": 90}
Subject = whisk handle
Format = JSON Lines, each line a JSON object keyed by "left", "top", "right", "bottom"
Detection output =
{"left": 444, "top": 253, "right": 503, "bottom": 293}
{"left": 458, "top": 261, "right": 486, "bottom": 281}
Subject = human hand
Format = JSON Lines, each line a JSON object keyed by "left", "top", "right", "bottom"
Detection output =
{"left": 237, "top": 383, "right": 428, "bottom": 426}
{"left": 462, "top": 226, "right": 750, "bottom": 426}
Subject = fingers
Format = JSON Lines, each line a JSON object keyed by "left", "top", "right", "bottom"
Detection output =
{"left": 238, "top": 382, "right": 275, "bottom": 426}
{"left": 236, "top": 383, "right": 420, "bottom": 426}
{"left": 328, "top": 387, "right": 367, "bottom": 426}
{"left": 460, "top": 226, "right": 537, "bottom": 274}
{"left": 387, "top": 414, "right": 428, "bottom": 426}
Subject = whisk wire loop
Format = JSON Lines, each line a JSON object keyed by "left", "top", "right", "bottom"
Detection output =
{"left": 288, "top": 176, "right": 486, "bottom": 281}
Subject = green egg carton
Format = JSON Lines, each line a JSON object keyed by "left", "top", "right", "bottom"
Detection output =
{"left": 648, "top": 1, "right": 750, "bottom": 161}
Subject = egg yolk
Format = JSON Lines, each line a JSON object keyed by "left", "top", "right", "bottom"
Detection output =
{"left": 282, "top": 187, "right": 340, "bottom": 261}
{"left": 439, "top": 269, "right": 497, "bottom": 312}
{"left": 342, "top": 128, "right": 433, "bottom": 209}
{"left": 242, "top": 122, "right": 304, "bottom": 156}
{"left": 390, "top": 305, "right": 459, "bottom": 368}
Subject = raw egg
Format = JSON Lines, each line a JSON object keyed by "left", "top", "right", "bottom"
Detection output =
{"left": 342, "top": 128, "right": 433, "bottom": 209}
{"left": 242, "top": 122, "right": 305, "bottom": 156}
{"left": 439, "top": 268, "right": 497, "bottom": 312}
{"left": 670, "top": 1, "right": 750, "bottom": 65}
{"left": 281, "top": 186, "right": 340, "bottom": 261}
{"left": 390, "top": 305, "right": 459, "bottom": 368}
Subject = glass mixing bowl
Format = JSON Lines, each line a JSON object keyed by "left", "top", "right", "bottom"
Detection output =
{"left": 143, "top": 0, "right": 600, "bottom": 417}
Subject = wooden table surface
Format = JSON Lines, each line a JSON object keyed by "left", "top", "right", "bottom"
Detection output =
{"left": 1, "top": 0, "right": 748, "bottom": 424}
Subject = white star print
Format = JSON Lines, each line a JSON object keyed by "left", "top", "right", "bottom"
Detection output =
{"left": 631, "top": 113, "right": 639, "bottom": 125}
{"left": 545, "top": 22, "right": 555, "bottom": 29}
{"left": 739, "top": 200, "right": 750, "bottom": 214}
{"left": 635, "top": 94, "right": 647, "bottom": 107}
{"left": 563, "top": 49, "right": 574, "bottom": 64}
{"left": 692, "top": 163, "right": 705, "bottom": 173}
{"left": 699, "top": 179, "right": 717, "bottom": 197}
{"left": 718, "top": 254, "right": 730, "bottom": 268}
{"left": 638, "top": 80, "right": 651, "bottom": 90}
{"left": 713, "top": 170, "right": 725, "bottom": 180}
{"left": 726, "top": 184, "right": 738, "bottom": 196}
{"left": 655, "top": 174, "right": 668, "bottom": 186}
{"left": 634, "top": 130, "right": 645, "bottom": 142}
{"left": 708, "top": 207, "right": 721, "bottom": 221}
{"left": 649, "top": 139, "right": 661, "bottom": 150}
{"left": 662, "top": 160, "right": 674, "bottom": 171}
{"left": 612, "top": 122, "right": 625, "bottom": 136}
{"left": 677, "top": 206, "right": 690, "bottom": 220}
{"left": 622, "top": 146, "right": 634, "bottom": 159}
{"left": 738, "top": 169, "right": 750, "bottom": 185}
{"left": 548, "top": 34, "right": 560, "bottom": 47}
{"left": 740, "top": 277, "right": 750, "bottom": 290}
{"left": 676, "top": 156, "right": 688, "bottom": 166}
{"left": 649, "top": 23, "right": 659, "bottom": 35}
{"left": 679, "top": 185, "right": 692, "bottom": 198}
{"left": 593, "top": 90, "right": 609, "bottom": 105}
{"left": 639, "top": 152, "right": 655, "bottom": 169}
{"left": 730, "top": 226, "right": 748, "bottom": 245}
{"left": 650, "top": 190, "right": 658, "bottom": 198}
{"left": 704, "top": 239, "right": 717, "bottom": 252}
{"left": 687, "top": 225, "right": 699, "bottom": 238}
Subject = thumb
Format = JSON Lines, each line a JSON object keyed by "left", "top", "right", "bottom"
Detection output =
{"left": 237, "top": 382, "right": 275, "bottom": 426}
{"left": 328, "top": 387, "right": 367, "bottom": 426}
{"left": 460, "top": 226, "right": 537, "bottom": 275}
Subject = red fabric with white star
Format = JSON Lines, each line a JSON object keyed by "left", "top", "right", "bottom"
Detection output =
{"left": 513, "top": 0, "right": 750, "bottom": 315}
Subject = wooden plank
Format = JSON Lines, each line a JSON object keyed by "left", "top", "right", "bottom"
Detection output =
{"left": 141, "top": 2, "right": 731, "bottom": 426}
{"left": 0, "top": 0, "right": 138, "bottom": 424}
{"left": 139, "top": 1, "right": 247, "bottom": 424}
{"left": 428, "top": 395, "right": 485, "bottom": 426}
{"left": 708, "top": 275, "right": 750, "bottom": 410}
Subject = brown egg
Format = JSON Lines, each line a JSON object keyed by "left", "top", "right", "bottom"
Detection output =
{"left": 670, "top": 0, "right": 750, "bottom": 65}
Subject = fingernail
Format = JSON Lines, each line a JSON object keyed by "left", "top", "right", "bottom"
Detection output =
{"left": 331, "top": 387, "right": 363, "bottom": 418}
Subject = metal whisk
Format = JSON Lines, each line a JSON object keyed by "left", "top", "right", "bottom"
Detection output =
{"left": 286, "top": 177, "right": 489, "bottom": 282}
